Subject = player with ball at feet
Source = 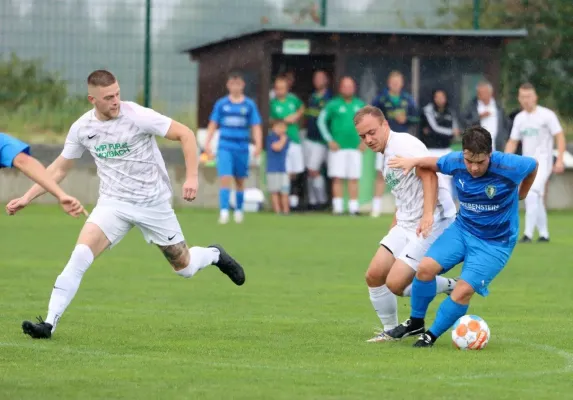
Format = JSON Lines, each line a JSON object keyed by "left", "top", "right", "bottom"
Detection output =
{"left": 387, "top": 126, "right": 538, "bottom": 347}
{"left": 354, "top": 106, "right": 458, "bottom": 343}
{"left": 7, "top": 70, "right": 245, "bottom": 339}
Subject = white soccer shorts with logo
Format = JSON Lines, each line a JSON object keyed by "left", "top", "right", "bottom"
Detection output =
{"left": 87, "top": 198, "right": 184, "bottom": 248}
{"left": 380, "top": 216, "right": 455, "bottom": 270}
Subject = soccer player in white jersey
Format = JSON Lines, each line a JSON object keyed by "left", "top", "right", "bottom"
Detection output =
{"left": 6, "top": 70, "right": 245, "bottom": 339}
{"left": 353, "top": 106, "right": 458, "bottom": 342}
{"left": 504, "top": 83, "right": 566, "bottom": 243}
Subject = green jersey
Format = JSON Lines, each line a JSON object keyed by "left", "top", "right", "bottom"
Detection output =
{"left": 270, "top": 93, "right": 304, "bottom": 144}
{"left": 317, "top": 96, "right": 366, "bottom": 149}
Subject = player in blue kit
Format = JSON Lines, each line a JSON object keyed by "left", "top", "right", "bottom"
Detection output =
{"left": 1, "top": 132, "right": 85, "bottom": 217}
{"left": 204, "top": 71, "right": 263, "bottom": 224}
{"left": 386, "top": 126, "right": 538, "bottom": 347}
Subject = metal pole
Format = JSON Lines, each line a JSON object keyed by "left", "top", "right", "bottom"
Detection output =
{"left": 144, "top": 0, "right": 152, "bottom": 107}
{"left": 320, "top": 0, "right": 327, "bottom": 26}
{"left": 473, "top": 0, "right": 480, "bottom": 30}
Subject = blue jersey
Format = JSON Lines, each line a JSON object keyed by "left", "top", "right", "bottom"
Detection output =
{"left": 266, "top": 132, "right": 289, "bottom": 173}
{"left": 0, "top": 132, "right": 30, "bottom": 168}
{"left": 372, "top": 88, "right": 419, "bottom": 132}
{"left": 438, "top": 151, "right": 537, "bottom": 244}
{"left": 209, "top": 96, "right": 261, "bottom": 152}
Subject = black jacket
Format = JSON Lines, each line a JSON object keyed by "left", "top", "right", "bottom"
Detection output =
{"left": 462, "top": 97, "right": 509, "bottom": 151}
{"left": 419, "top": 103, "right": 459, "bottom": 149}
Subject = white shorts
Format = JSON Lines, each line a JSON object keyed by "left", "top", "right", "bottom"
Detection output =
{"left": 380, "top": 216, "right": 455, "bottom": 270}
{"left": 286, "top": 142, "right": 305, "bottom": 174}
{"left": 375, "top": 152, "right": 384, "bottom": 172}
{"left": 531, "top": 157, "right": 552, "bottom": 196}
{"left": 328, "top": 149, "right": 362, "bottom": 179}
{"left": 303, "top": 139, "right": 328, "bottom": 171}
{"left": 87, "top": 199, "right": 184, "bottom": 248}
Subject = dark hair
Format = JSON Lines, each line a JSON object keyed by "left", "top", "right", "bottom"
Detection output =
{"left": 519, "top": 82, "right": 535, "bottom": 91}
{"left": 227, "top": 70, "right": 244, "bottom": 81}
{"left": 462, "top": 126, "right": 492, "bottom": 155}
{"left": 87, "top": 70, "right": 117, "bottom": 87}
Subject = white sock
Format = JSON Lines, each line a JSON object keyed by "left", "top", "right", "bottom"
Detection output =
{"left": 313, "top": 175, "right": 327, "bottom": 204}
{"left": 175, "top": 247, "right": 220, "bottom": 278}
{"left": 349, "top": 199, "right": 359, "bottom": 214}
{"left": 332, "top": 197, "right": 344, "bottom": 214}
{"left": 307, "top": 176, "right": 318, "bottom": 205}
{"left": 537, "top": 195, "right": 549, "bottom": 238}
{"left": 368, "top": 285, "right": 398, "bottom": 331}
{"left": 46, "top": 244, "right": 94, "bottom": 332}
{"left": 372, "top": 197, "right": 382, "bottom": 215}
{"left": 220, "top": 209, "right": 229, "bottom": 219}
{"left": 289, "top": 195, "right": 299, "bottom": 208}
{"left": 524, "top": 192, "right": 539, "bottom": 238}
{"left": 402, "top": 276, "right": 454, "bottom": 297}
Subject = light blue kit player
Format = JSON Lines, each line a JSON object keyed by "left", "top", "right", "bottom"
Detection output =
{"left": 1, "top": 132, "right": 86, "bottom": 217}
{"left": 204, "top": 71, "right": 263, "bottom": 225}
{"left": 384, "top": 126, "right": 538, "bottom": 347}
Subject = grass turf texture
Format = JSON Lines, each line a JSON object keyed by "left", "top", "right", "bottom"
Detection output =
{"left": 1, "top": 207, "right": 572, "bottom": 399}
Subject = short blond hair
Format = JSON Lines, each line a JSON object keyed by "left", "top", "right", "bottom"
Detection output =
{"left": 353, "top": 105, "right": 386, "bottom": 126}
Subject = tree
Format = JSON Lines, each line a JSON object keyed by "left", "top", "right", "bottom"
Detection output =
{"left": 435, "top": 0, "right": 573, "bottom": 117}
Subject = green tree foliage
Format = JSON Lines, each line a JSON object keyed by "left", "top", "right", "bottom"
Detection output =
{"left": 437, "top": 0, "right": 573, "bottom": 116}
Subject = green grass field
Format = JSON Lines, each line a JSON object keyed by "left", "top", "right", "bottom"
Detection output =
{"left": 1, "top": 207, "right": 572, "bottom": 399}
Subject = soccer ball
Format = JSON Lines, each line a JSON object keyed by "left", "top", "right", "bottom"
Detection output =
{"left": 451, "top": 315, "right": 490, "bottom": 350}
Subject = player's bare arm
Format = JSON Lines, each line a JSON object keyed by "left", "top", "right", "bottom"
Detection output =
{"left": 203, "top": 120, "right": 218, "bottom": 156}
{"left": 6, "top": 156, "right": 76, "bottom": 215}
{"left": 553, "top": 131, "right": 566, "bottom": 173}
{"left": 388, "top": 156, "right": 440, "bottom": 175}
{"left": 415, "top": 167, "right": 438, "bottom": 238}
{"left": 271, "top": 134, "right": 287, "bottom": 152}
{"left": 165, "top": 120, "right": 199, "bottom": 202}
{"left": 11, "top": 153, "right": 86, "bottom": 217}
{"left": 252, "top": 124, "right": 263, "bottom": 156}
{"left": 504, "top": 138, "right": 519, "bottom": 154}
{"left": 158, "top": 241, "right": 190, "bottom": 270}
{"left": 519, "top": 161, "right": 539, "bottom": 200}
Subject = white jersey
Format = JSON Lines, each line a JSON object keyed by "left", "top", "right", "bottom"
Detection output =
{"left": 510, "top": 105, "right": 562, "bottom": 161}
{"left": 61, "top": 101, "right": 173, "bottom": 207}
{"left": 380, "top": 131, "right": 456, "bottom": 230}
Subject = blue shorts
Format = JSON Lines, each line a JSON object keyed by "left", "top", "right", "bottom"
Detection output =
{"left": 217, "top": 148, "right": 249, "bottom": 178}
{"left": 425, "top": 220, "right": 515, "bottom": 297}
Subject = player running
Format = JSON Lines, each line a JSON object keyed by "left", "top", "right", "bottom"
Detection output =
{"left": 504, "top": 82, "right": 566, "bottom": 243}
{"left": 387, "top": 126, "right": 538, "bottom": 347}
{"left": 353, "top": 106, "right": 457, "bottom": 342}
{"left": 1, "top": 132, "right": 85, "bottom": 217}
{"left": 6, "top": 70, "right": 245, "bottom": 339}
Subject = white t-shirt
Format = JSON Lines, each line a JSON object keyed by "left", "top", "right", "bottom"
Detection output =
{"left": 61, "top": 101, "right": 173, "bottom": 207}
{"left": 380, "top": 131, "right": 457, "bottom": 230}
{"left": 510, "top": 105, "right": 562, "bottom": 160}
{"left": 477, "top": 98, "right": 498, "bottom": 150}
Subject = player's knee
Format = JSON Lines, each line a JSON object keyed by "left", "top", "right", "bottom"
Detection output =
{"left": 365, "top": 265, "right": 386, "bottom": 287}
{"left": 385, "top": 275, "right": 406, "bottom": 296}
{"left": 416, "top": 258, "right": 440, "bottom": 281}
{"left": 235, "top": 178, "right": 245, "bottom": 191}
{"left": 450, "top": 280, "right": 474, "bottom": 303}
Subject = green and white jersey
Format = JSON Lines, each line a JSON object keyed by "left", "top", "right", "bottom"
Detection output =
{"left": 317, "top": 96, "right": 366, "bottom": 149}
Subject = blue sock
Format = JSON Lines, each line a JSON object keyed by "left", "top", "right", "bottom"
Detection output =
{"left": 236, "top": 191, "right": 244, "bottom": 211}
{"left": 428, "top": 296, "right": 469, "bottom": 339}
{"left": 219, "top": 188, "right": 230, "bottom": 211}
{"left": 410, "top": 277, "right": 437, "bottom": 319}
